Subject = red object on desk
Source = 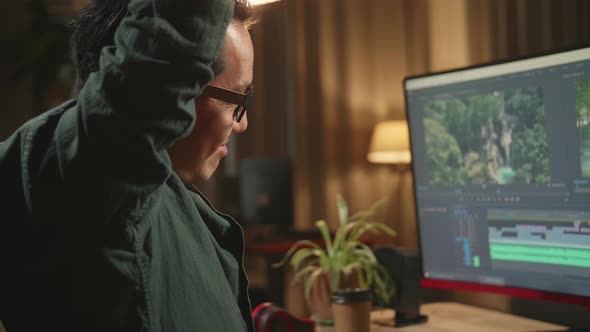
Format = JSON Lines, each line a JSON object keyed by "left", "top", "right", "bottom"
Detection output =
{"left": 252, "top": 302, "right": 315, "bottom": 332}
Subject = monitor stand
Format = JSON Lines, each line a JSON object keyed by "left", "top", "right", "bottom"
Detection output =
{"left": 373, "top": 247, "right": 428, "bottom": 328}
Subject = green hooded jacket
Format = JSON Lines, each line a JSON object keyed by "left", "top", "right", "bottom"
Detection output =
{"left": 0, "top": 0, "right": 253, "bottom": 331}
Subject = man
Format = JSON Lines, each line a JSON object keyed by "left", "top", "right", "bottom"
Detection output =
{"left": 0, "top": 0, "right": 256, "bottom": 331}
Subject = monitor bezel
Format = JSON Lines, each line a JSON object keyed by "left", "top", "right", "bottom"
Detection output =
{"left": 404, "top": 43, "right": 590, "bottom": 88}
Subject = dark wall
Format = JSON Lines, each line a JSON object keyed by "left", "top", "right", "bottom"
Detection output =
{"left": 0, "top": 2, "right": 35, "bottom": 140}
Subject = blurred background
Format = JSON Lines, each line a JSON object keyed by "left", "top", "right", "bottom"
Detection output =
{"left": 2, "top": 0, "right": 590, "bottom": 326}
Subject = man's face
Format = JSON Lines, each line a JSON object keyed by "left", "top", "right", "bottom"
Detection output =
{"left": 168, "top": 20, "right": 254, "bottom": 184}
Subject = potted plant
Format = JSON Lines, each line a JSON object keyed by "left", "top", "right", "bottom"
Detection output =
{"left": 274, "top": 194, "right": 396, "bottom": 327}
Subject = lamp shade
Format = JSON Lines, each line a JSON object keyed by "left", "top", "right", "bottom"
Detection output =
{"left": 367, "top": 120, "right": 411, "bottom": 164}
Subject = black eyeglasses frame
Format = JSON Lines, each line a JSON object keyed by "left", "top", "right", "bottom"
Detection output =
{"left": 201, "top": 84, "right": 253, "bottom": 123}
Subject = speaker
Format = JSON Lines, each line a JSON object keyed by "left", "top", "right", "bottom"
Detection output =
{"left": 239, "top": 158, "right": 293, "bottom": 226}
{"left": 374, "top": 247, "right": 428, "bottom": 327}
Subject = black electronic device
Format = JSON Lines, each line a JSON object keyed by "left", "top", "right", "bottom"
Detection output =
{"left": 404, "top": 46, "right": 590, "bottom": 325}
{"left": 239, "top": 158, "right": 293, "bottom": 226}
{"left": 373, "top": 247, "right": 428, "bottom": 327}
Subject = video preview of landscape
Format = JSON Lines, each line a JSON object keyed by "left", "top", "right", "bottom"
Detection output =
{"left": 576, "top": 79, "right": 590, "bottom": 178}
{"left": 423, "top": 87, "right": 550, "bottom": 185}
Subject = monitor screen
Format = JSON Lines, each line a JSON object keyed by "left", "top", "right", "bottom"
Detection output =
{"left": 404, "top": 47, "right": 590, "bottom": 302}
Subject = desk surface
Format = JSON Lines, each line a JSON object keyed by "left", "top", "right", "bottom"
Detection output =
{"left": 317, "top": 302, "right": 567, "bottom": 332}
{"left": 0, "top": 302, "right": 568, "bottom": 332}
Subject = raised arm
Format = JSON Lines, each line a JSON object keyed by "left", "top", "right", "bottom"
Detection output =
{"left": 57, "top": 0, "right": 234, "bottom": 206}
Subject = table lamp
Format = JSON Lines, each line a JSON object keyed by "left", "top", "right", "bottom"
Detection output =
{"left": 367, "top": 120, "right": 413, "bottom": 239}
{"left": 367, "top": 120, "right": 411, "bottom": 167}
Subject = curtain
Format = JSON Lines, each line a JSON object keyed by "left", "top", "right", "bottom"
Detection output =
{"left": 235, "top": 0, "right": 590, "bottom": 251}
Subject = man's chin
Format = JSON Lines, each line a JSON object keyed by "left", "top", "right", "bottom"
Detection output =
{"left": 196, "top": 172, "right": 213, "bottom": 183}
{"left": 198, "top": 159, "right": 221, "bottom": 182}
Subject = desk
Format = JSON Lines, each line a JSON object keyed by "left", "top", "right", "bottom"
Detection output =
{"left": 317, "top": 302, "right": 567, "bottom": 332}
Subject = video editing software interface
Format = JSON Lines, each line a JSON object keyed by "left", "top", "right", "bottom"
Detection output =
{"left": 405, "top": 47, "right": 590, "bottom": 298}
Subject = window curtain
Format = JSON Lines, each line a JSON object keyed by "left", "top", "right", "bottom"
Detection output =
{"left": 236, "top": 0, "right": 590, "bottom": 250}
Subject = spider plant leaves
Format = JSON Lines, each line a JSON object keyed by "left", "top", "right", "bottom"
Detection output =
{"left": 290, "top": 247, "right": 323, "bottom": 271}
{"left": 332, "top": 195, "right": 350, "bottom": 255}
{"left": 291, "top": 265, "right": 318, "bottom": 284}
{"left": 348, "top": 197, "right": 386, "bottom": 222}
{"left": 357, "top": 261, "right": 371, "bottom": 289}
{"left": 347, "top": 221, "right": 397, "bottom": 243}
{"left": 273, "top": 240, "right": 323, "bottom": 268}
{"left": 366, "top": 222, "right": 397, "bottom": 237}
{"left": 315, "top": 220, "right": 333, "bottom": 256}
{"left": 336, "top": 194, "right": 349, "bottom": 229}
{"left": 373, "top": 264, "right": 395, "bottom": 304}
{"left": 304, "top": 269, "right": 324, "bottom": 304}
{"left": 273, "top": 195, "right": 396, "bottom": 306}
{"left": 319, "top": 254, "right": 331, "bottom": 271}
{"left": 348, "top": 241, "right": 378, "bottom": 264}
{"left": 331, "top": 267, "right": 341, "bottom": 292}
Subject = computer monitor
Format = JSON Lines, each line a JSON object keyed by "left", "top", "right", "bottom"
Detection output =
{"left": 404, "top": 46, "right": 590, "bottom": 309}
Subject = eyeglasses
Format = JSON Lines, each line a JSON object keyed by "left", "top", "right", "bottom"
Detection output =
{"left": 201, "top": 84, "right": 253, "bottom": 123}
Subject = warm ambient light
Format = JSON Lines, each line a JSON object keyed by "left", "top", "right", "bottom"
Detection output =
{"left": 367, "top": 120, "right": 412, "bottom": 164}
{"left": 251, "top": 0, "right": 282, "bottom": 5}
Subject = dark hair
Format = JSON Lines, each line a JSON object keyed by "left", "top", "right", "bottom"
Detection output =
{"left": 70, "top": 0, "right": 255, "bottom": 93}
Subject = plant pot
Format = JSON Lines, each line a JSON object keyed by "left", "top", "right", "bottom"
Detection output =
{"left": 331, "top": 289, "right": 373, "bottom": 332}
{"left": 309, "top": 271, "right": 360, "bottom": 326}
